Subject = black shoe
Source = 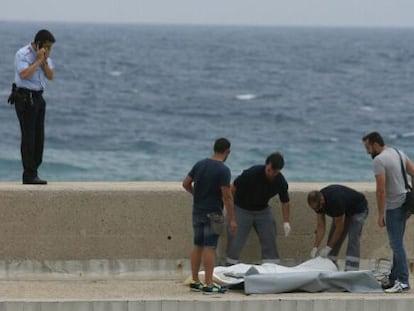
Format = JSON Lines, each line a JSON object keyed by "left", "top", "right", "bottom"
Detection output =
{"left": 23, "top": 177, "right": 48, "bottom": 185}
{"left": 381, "top": 278, "right": 395, "bottom": 290}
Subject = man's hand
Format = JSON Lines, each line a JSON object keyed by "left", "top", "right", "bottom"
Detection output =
{"left": 43, "top": 47, "right": 51, "bottom": 59}
{"left": 36, "top": 48, "right": 47, "bottom": 65}
{"left": 310, "top": 247, "right": 318, "bottom": 258}
{"left": 228, "top": 218, "right": 237, "bottom": 235}
{"left": 283, "top": 222, "right": 291, "bottom": 237}
{"left": 378, "top": 214, "right": 385, "bottom": 227}
{"left": 319, "top": 246, "right": 332, "bottom": 258}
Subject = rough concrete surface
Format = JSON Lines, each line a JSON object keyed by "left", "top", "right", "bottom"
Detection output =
{"left": 0, "top": 182, "right": 413, "bottom": 310}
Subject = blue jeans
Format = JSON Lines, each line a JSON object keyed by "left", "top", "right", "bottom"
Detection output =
{"left": 192, "top": 213, "right": 219, "bottom": 248}
{"left": 386, "top": 206, "right": 409, "bottom": 285}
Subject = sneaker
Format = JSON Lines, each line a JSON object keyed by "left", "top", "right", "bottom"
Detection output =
{"left": 384, "top": 281, "right": 410, "bottom": 293}
{"left": 202, "top": 284, "right": 227, "bottom": 294}
{"left": 189, "top": 280, "right": 204, "bottom": 292}
{"left": 381, "top": 278, "right": 395, "bottom": 290}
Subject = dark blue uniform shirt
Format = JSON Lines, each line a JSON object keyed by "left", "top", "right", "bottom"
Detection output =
{"left": 233, "top": 165, "right": 289, "bottom": 211}
{"left": 318, "top": 184, "right": 368, "bottom": 217}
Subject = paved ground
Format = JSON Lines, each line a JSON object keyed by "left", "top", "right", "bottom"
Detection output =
{"left": 0, "top": 279, "right": 413, "bottom": 301}
{"left": 0, "top": 279, "right": 413, "bottom": 311}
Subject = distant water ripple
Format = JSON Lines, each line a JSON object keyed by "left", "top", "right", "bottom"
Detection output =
{"left": 0, "top": 22, "right": 413, "bottom": 182}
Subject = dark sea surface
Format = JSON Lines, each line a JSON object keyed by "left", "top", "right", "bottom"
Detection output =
{"left": 0, "top": 21, "right": 413, "bottom": 182}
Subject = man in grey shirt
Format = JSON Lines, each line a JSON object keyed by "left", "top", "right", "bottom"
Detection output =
{"left": 363, "top": 132, "right": 414, "bottom": 293}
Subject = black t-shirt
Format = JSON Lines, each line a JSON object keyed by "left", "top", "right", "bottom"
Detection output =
{"left": 318, "top": 184, "right": 368, "bottom": 217}
{"left": 233, "top": 165, "right": 289, "bottom": 211}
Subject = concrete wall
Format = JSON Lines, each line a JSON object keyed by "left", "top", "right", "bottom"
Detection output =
{"left": 0, "top": 182, "right": 413, "bottom": 264}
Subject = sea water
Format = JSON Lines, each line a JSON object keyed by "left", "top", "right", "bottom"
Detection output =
{"left": 0, "top": 22, "right": 413, "bottom": 182}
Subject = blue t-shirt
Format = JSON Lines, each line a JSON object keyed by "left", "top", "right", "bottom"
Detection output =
{"left": 188, "top": 158, "right": 231, "bottom": 215}
{"left": 233, "top": 165, "right": 289, "bottom": 211}
{"left": 318, "top": 184, "right": 368, "bottom": 217}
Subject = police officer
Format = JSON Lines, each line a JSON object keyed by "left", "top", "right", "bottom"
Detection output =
{"left": 12, "top": 29, "right": 56, "bottom": 184}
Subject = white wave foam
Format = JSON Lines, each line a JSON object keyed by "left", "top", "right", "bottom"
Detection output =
{"left": 109, "top": 71, "right": 123, "bottom": 76}
{"left": 236, "top": 94, "right": 256, "bottom": 100}
{"left": 390, "top": 132, "right": 414, "bottom": 139}
{"left": 361, "top": 106, "right": 374, "bottom": 112}
{"left": 402, "top": 132, "right": 414, "bottom": 138}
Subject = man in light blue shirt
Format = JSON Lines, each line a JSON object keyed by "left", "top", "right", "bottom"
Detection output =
{"left": 12, "top": 29, "right": 55, "bottom": 184}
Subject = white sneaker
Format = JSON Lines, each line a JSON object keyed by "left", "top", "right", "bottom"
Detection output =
{"left": 384, "top": 281, "right": 410, "bottom": 293}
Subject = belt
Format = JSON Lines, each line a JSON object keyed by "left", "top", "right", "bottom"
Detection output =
{"left": 16, "top": 87, "right": 43, "bottom": 96}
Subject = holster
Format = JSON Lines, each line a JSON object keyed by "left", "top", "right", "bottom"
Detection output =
{"left": 7, "top": 83, "right": 17, "bottom": 105}
{"left": 7, "top": 83, "right": 32, "bottom": 106}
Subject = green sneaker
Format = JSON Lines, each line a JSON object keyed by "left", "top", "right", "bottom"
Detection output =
{"left": 189, "top": 280, "right": 204, "bottom": 292}
{"left": 202, "top": 284, "right": 227, "bottom": 294}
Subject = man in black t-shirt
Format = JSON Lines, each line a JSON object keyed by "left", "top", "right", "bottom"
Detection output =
{"left": 225, "top": 152, "right": 291, "bottom": 265}
{"left": 307, "top": 184, "right": 368, "bottom": 271}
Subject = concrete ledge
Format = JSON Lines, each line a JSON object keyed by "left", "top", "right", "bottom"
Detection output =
{"left": 0, "top": 182, "right": 413, "bottom": 267}
{"left": 0, "top": 258, "right": 190, "bottom": 280}
{"left": 1, "top": 182, "right": 414, "bottom": 310}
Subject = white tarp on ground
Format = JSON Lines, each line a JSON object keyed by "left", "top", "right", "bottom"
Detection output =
{"left": 202, "top": 257, "right": 382, "bottom": 294}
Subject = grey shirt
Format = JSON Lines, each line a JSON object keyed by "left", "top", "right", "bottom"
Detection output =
{"left": 372, "top": 147, "right": 409, "bottom": 210}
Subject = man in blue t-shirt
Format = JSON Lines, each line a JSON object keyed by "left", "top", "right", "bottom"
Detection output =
{"left": 307, "top": 184, "right": 368, "bottom": 271}
{"left": 182, "top": 138, "right": 237, "bottom": 294}
{"left": 226, "top": 152, "right": 291, "bottom": 265}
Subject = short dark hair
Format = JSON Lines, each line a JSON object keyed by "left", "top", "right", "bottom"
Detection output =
{"left": 34, "top": 29, "right": 56, "bottom": 44}
{"left": 307, "top": 190, "right": 322, "bottom": 206}
{"left": 213, "top": 137, "right": 231, "bottom": 153}
{"left": 266, "top": 152, "right": 284, "bottom": 170}
{"left": 362, "top": 131, "right": 384, "bottom": 146}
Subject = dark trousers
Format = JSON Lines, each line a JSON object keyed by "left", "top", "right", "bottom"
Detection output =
{"left": 226, "top": 205, "right": 279, "bottom": 265}
{"left": 14, "top": 90, "right": 46, "bottom": 181}
{"left": 327, "top": 208, "right": 368, "bottom": 271}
